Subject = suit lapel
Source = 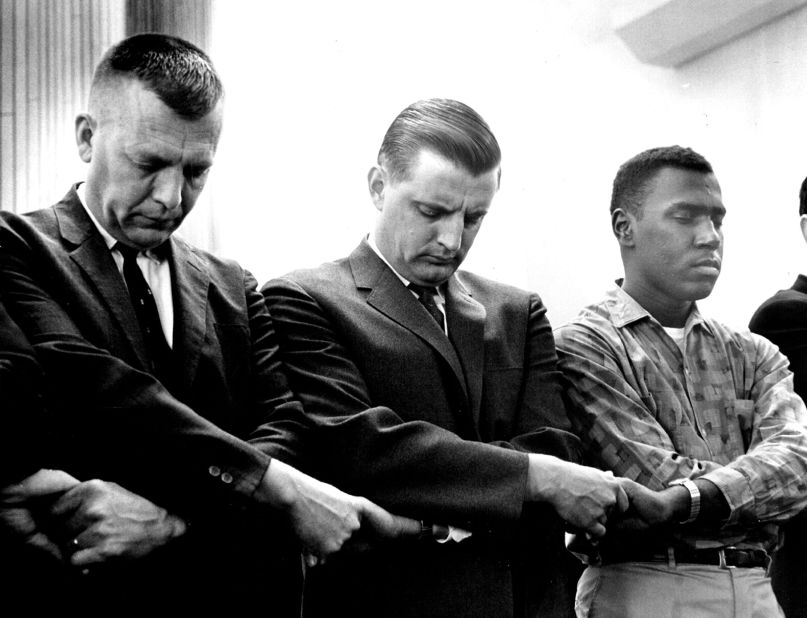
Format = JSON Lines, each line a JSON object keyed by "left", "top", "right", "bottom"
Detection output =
{"left": 349, "top": 241, "right": 469, "bottom": 401}
{"left": 447, "top": 274, "right": 486, "bottom": 425}
{"left": 55, "top": 195, "right": 150, "bottom": 369}
{"left": 170, "top": 237, "right": 210, "bottom": 392}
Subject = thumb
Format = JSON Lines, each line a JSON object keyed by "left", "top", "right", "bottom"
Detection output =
{"left": 617, "top": 477, "right": 644, "bottom": 499}
{"left": 25, "top": 530, "right": 66, "bottom": 561}
{"left": 359, "top": 500, "right": 421, "bottom": 539}
{"left": 3, "top": 469, "right": 80, "bottom": 501}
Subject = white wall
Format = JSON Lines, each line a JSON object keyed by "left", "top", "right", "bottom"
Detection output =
{"left": 207, "top": 0, "right": 807, "bottom": 330}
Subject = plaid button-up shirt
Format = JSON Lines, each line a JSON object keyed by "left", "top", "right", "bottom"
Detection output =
{"left": 555, "top": 286, "right": 807, "bottom": 550}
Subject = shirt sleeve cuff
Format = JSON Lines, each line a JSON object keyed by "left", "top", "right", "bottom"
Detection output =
{"left": 699, "top": 466, "right": 754, "bottom": 524}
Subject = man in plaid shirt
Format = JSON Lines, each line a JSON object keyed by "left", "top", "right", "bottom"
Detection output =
{"left": 555, "top": 145, "right": 807, "bottom": 617}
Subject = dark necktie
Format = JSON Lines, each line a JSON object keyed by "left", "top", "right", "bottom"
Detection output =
{"left": 116, "top": 243, "right": 173, "bottom": 382}
{"left": 408, "top": 283, "right": 445, "bottom": 331}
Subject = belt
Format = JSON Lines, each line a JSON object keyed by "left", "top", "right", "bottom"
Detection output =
{"left": 601, "top": 545, "right": 770, "bottom": 569}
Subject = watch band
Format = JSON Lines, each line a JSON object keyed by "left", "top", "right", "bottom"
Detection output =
{"left": 670, "top": 478, "right": 701, "bottom": 524}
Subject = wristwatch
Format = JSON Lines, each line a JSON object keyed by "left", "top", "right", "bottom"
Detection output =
{"left": 669, "top": 478, "right": 701, "bottom": 524}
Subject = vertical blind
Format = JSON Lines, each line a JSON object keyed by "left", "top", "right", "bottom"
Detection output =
{"left": 0, "top": 0, "right": 125, "bottom": 214}
{"left": 0, "top": 0, "right": 215, "bottom": 250}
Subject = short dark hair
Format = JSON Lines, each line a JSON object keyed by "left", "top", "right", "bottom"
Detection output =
{"left": 90, "top": 33, "right": 223, "bottom": 119}
{"left": 799, "top": 176, "right": 807, "bottom": 216}
{"left": 378, "top": 98, "right": 501, "bottom": 181}
{"left": 610, "top": 145, "right": 714, "bottom": 216}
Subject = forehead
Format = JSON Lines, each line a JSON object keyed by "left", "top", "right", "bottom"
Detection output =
{"left": 643, "top": 167, "right": 723, "bottom": 211}
{"left": 397, "top": 150, "right": 499, "bottom": 205}
{"left": 107, "top": 80, "right": 222, "bottom": 157}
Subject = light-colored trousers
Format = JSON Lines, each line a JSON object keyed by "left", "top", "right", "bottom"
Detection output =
{"left": 575, "top": 562, "right": 784, "bottom": 618}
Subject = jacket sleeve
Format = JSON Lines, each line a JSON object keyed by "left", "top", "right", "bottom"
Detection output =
{"left": 484, "top": 291, "right": 581, "bottom": 462}
{"left": 0, "top": 296, "right": 47, "bottom": 486}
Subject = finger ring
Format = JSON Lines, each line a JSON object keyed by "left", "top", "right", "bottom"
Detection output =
{"left": 418, "top": 521, "right": 434, "bottom": 540}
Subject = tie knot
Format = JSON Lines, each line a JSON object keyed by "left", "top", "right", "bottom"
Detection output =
{"left": 408, "top": 283, "right": 439, "bottom": 300}
{"left": 115, "top": 242, "right": 140, "bottom": 262}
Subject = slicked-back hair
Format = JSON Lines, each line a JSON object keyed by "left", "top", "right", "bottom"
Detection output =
{"left": 378, "top": 98, "right": 501, "bottom": 181}
{"left": 90, "top": 33, "right": 223, "bottom": 119}
{"left": 610, "top": 145, "right": 714, "bottom": 217}
{"left": 799, "top": 175, "right": 807, "bottom": 216}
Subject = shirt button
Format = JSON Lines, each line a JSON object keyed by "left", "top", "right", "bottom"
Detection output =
{"left": 221, "top": 472, "right": 233, "bottom": 484}
{"left": 208, "top": 465, "right": 221, "bottom": 477}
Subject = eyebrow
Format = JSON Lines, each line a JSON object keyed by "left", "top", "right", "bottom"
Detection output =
{"left": 668, "top": 202, "right": 726, "bottom": 216}
{"left": 414, "top": 199, "right": 490, "bottom": 216}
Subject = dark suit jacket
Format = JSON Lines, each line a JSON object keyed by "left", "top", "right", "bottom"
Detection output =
{"left": 0, "top": 296, "right": 46, "bottom": 485}
{"left": 750, "top": 275, "right": 807, "bottom": 401}
{"left": 0, "top": 187, "right": 308, "bottom": 613}
{"left": 263, "top": 240, "right": 581, "bottom": 618}
{"left": 750, "top": 275, "right": 807, "bottom": 618}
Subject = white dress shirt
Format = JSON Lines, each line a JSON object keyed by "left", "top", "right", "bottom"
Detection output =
{"left": 76, "top": 183, "right": 174, "bottom": 347}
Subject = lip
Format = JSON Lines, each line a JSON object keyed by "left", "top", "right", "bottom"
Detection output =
{"left": 422, "top": 255, "right": 456, "bottom": 265}
{"left": 132, "top": 213, "right": 175, "bottom": 226}
{"left": 692, "top": 258, "right": 721, "bottom": 270}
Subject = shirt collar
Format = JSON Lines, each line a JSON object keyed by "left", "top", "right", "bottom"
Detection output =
{"left": 366, "top": 232, "right": 445, "bottom": 301}
{"left": 76, "top": 183, "right": 117, "bottom": 250}
{"left": 76, "top": 183, "right": 166, "bottom": 264}
{"left": 604, "top": 282, "right": 712, "bottom": 336}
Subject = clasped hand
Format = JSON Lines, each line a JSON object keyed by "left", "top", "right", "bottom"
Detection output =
{"left": 611, "top": 477, "right": 680, "bottom": 531}
{"left": 528, "top": 456, "right": 685, "bottom": 539}
{"left": 261, "top": 459, "right": 423, "bottom": 567}
{"left": 0, "top": 469, "right": 186, "bottom": 568}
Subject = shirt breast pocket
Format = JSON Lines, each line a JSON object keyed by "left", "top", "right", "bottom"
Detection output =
{"left": 725, "top": 398, "right": 755, "bottom": 452}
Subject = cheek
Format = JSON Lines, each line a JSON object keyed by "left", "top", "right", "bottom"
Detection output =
{"left": 404, "top": 225, "right": 431, "bottom": 248}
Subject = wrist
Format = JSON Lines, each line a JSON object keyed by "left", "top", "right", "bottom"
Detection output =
{"left": 256, "top": 459, "right": 298, "bottom": 513}
{"left": 526, "top": 454, "right": 562, "bottom": 502}
{"left": 668, "top": 478, "right": 701, "bottom": 524}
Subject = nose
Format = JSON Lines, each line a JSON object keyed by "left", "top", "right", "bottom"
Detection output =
{"left": 152, "top": 167, "right": 183, "bottom": 211}
{"left": 695, "top": 219, "right": 721, "bottom": 248}
{"left": 436, "top": 214, "right": 463, "bottom": 253}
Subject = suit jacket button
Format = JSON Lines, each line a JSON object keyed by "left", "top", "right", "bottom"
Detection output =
{"left": 208, "top": 465, "right": 221, "bottom": 477}
{"left": 221, "top": 472, "right": 233, "bottom": 484}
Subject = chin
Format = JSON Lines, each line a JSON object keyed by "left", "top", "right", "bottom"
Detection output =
{"left": 684, "top": 282, "right": 717, "bottom": 302}
{"left": 418, "top": 273, "right": 453, "bottom": 287}
{"left": 130, "top": 233, "right": 170, "bottom": 250}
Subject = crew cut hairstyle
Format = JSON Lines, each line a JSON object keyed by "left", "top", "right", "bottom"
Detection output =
{"left": 378, "top": 98, "right": 501, "bottom": 181}
{"left": 799, "top": 175, "right": 807, "bottom": 216}
{"left": 610, "top": 145, "right": 713, "bottom": 217}
{"left": 90, "top": 33, "right": 223, "bottom": 120}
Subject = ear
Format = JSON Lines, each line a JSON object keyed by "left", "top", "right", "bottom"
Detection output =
{"left": 800, "top": 215, "right": 807, "bottom": 244}
{"left": 368, "top": 166, "right": 386, "bottom": 212}
{"left": 612, "top": 207, "right": 635, "bottom": 247}
{"left": 75, "top": 113, "right": 95, "bottom": 163}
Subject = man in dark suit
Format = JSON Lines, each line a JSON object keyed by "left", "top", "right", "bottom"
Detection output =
{"left": 0, "top": 33, "right": 419, "bottom": 613}
{"left": 748, "top": 174, "right": 807, "bottom": 617}
{"left": 263, "top": 98, "right": 636, "bottom": 618}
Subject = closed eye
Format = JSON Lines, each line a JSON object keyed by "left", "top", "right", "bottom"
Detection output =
{"left": 185, "top": 166, "right": 210, "bottom": 183}
{"left": 417, "top": 205, "right": 440, "bottom": 218}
